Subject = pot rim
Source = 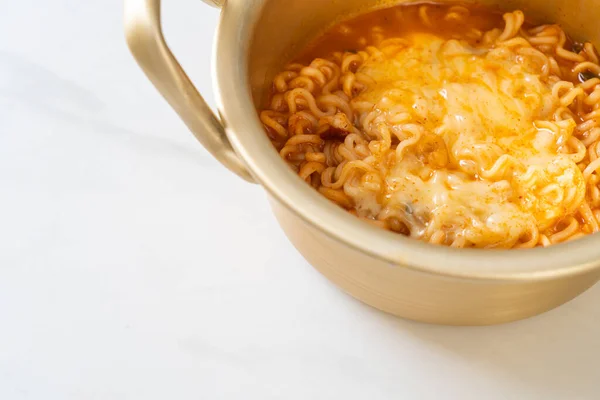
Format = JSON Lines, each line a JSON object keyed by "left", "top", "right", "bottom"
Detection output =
{"left": 213, "top": 0, "right": 600, "bottom": 281}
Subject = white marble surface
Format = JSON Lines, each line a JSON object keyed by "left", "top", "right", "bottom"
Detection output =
{"left": 1, "top": 1, "right": 600, "bottom": 399}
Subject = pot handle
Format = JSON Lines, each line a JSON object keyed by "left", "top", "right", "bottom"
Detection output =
{"left": 124, "top": 0, "right": 255, "bottom": 183}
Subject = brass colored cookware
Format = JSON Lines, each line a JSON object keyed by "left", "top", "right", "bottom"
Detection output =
{"left": 124, "top": 0, "right": 600, "bottom": 325}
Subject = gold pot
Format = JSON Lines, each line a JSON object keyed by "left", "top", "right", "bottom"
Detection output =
{"left": 124, "top": 0, "right": 600, "bottom": 325}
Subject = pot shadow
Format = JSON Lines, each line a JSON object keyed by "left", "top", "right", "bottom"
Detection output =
{"left": 0, "top": 50, "right": 214, "bottom": 165}
{"left": 0, "top": 50, "right": 104, "bottom": 114}
{"left": 379, "top": 282, "right": 600, "bottom": 395}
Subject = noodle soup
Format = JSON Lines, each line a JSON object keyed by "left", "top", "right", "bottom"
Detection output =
{"left": 259, "top": 2, "right": 600, "bottom": 249}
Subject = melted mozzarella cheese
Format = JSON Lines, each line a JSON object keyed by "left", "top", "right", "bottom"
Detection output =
{"left": 351, "top": 33, "right": 584, "bottom": 246}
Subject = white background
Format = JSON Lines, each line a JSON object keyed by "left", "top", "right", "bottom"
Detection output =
{"left": 1, "top": 1, "right": 599, "bottom": 399}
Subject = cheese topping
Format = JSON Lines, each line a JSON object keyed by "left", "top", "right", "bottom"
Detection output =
{"left": 351, "top": 33, "right": 584, "bottom": 246}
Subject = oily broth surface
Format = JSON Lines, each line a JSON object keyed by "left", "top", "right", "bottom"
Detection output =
{"left": 259, "top": 2, "right": 600, "bottom": 248}
{"left": 295, "top": 3, "right": 503, "bottom": 64}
